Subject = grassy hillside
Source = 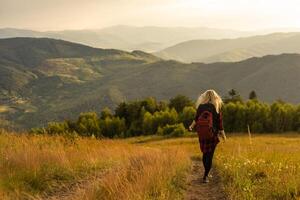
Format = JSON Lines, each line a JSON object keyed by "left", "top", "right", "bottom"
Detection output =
{"left": 155, "top": 32, "right": 300, "bottom": 63}
{"left": 0, "top": 38, "right": 161, "bottom": 129}
{"left": 1, "top": 38, "right": 300, "bottom": 129}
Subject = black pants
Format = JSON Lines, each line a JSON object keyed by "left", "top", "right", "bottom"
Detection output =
{"left": 202, "top": 146, "right": 216, "bottom": 178}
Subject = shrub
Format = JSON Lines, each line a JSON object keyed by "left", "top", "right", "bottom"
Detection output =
{"left": 152, "top": 109, "right": 178, "bottom": 133}
{"left": 46, "top": 121, "right": 69, "bottom": 135}
{"left": 30, "top": 127, "right": 47, "bottom": 134}
{"left": 157, "top": 123, "right": 187, "bottom": 137}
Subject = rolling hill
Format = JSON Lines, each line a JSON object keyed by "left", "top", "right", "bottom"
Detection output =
{"left": 0, "top": 26, "right": 254, "bottom": 52}
{"left": 155, "top": 32, "right": 300, "bottom": 63}
{"left": 0, "top": 38, "right": 300, "bottom": 129}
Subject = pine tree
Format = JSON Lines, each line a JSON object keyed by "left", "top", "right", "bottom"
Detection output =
{"left": 229, "top": 89, "right": 237, "bottom": 97}
{"left": 249, "top": 90, "right": 258, "bottom": 100}
{"left": 225, "top": 89, "right": 243, "bottom": 103}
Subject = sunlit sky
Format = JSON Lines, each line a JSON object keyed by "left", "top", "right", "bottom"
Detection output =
{"left": 1, "top": 0, "right": 300, "bottom": 31}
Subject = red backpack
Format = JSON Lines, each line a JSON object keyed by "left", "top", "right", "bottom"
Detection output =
{"left": 196, "top": 111, "right": 214, "bottom": 140}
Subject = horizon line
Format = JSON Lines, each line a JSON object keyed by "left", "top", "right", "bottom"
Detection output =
{"left": 1, "top": 25, "right": 300, "bottom": 33}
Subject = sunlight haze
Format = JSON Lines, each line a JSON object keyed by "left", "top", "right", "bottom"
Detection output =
{"left": 1, "top": 0, "right": 300, "bottom": 31}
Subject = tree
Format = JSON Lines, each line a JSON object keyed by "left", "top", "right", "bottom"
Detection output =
{"left": 229, "top": 89, "right": 237, "bottom": 97}
{"left": 222, "top": 102, "right": 242, "bottom": 132}
{"left": 294, "top": 105, "right": 300, "bottom": 132}
{"left": 224, "top": 89, "right": 243, "bottom": 103}
{"left": 141, "top": 97, "right": 157, "bottom": 113}
{"left": 30, "top": 94, "right": 300, "bottom": 137}
{"left": 169, "top": 95, "right": 193, "bottom": 113}
{"left": 127, "top": 120, "right": 143, "bottom": 137}
{"left": 76, "top": 112, "right": 101, "bottom": 137}
{"left": 142, "top": 112, "right": 155, "bottom": 135}
{"left": 152, "top": 108, "right": 178, "bottom": 133}
{"left": 115, "top": 101, "right": 141, "bottom": 128}
{"left": 100, "top": 117, "right": 126, "bottom": 138}
{"left": 249, "top": 90, "right": 258, "bottom": 100}
{"left": 268, "top": 102, "right": 294, "bottom": 132}
{"left": 157, "top": 100, "right": 168, "bottom": 111}
{"left": 179, "top": 106, "right": 196, "bottom": 128}
{"left": 100, "top": 107, "right": 113, "bottom": 119}
{"left": 245, "top": 100, "right": 269, "bottom": 132}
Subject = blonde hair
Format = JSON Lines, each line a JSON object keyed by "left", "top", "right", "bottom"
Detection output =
{"left": 196, "top": 90, "right": 223, "bottom": 113}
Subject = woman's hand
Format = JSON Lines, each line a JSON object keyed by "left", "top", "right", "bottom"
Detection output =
{"left": 219, "top": 130, "right": 227, "bottom": 141}
{"left": 188, "top": 124, "right": 194, "bottom": 131}
{"left": 189, "top": 121, "right": 196, "bottom": 131}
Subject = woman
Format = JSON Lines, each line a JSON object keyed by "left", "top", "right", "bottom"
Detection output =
{"left": 189, "top": 89, "right": 226, "bottom": 183}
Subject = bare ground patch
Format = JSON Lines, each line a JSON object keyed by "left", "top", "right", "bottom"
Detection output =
{"left": 184, "top": 157, "right": 228, "bottom": 200}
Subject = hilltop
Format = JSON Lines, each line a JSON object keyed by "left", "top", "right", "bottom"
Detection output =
{"left": 155, "top": 32, "right": 300, "bottom": 63}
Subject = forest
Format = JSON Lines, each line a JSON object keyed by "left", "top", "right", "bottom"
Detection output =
{"left": 30, "top": 90, "right": 300, "bottom": 138}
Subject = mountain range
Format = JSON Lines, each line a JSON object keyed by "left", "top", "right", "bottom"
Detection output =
{"left": 155, "top": 32, "right": 300, "bottom": 63}
{"left": 0, "top": 26, "right": 266, "bottom": 52}
{"left": 0, "top": 38, "right": 300, "bottom": 129}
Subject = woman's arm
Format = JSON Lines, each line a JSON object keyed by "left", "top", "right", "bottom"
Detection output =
{"left": 217, "top": 112, "right": 224, "bottom": 131}
{"left": 217, "top": 112, "right": 226, "bottom": 140}
{"left": 189, "top": 105, "right": 200, "bottom": 131}
{"left": 189, "top": 120, "right": 196, "bottom": 131}
{"left": 219, "top": 130, "right": 227, "bottom": 141}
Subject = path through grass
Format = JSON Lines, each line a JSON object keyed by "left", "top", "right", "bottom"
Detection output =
{"left": 0, "top": 132, "right": 299, "bottom": 200}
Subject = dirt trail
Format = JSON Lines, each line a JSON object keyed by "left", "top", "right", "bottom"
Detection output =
{"left": 184, "top": 157, "right": 228, "bottom": 200}
{"left": 41, "top": 157, "right": 228, "bottom": 200}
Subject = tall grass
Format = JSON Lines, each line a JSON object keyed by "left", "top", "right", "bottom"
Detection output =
{"left": 0, "top": 132, "right": 190, "bottom": 199}
{"left": 215, "top": 134, "right": 300, "bottom": 200}
{"left": 75, "top": 148, "right": 189, "bottom": 200}
{"left": 133, "top": 134, "right": 300, "bottom": 200}
{"left": 1, "top": 131, "right": 299, "bottom": 200}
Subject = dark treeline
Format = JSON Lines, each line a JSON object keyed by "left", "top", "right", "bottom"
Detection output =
{"left": 31, "top": 90, "right": 300, "bottom": 138}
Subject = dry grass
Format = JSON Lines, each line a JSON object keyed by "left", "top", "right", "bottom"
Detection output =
{"left": 130, "top": 134, "right": 300, "bottom": 200}
{"left": 0, "top": 132, "right": 190, "bottom": 200}
{"left": 215, "top": 134, "right": 300, "bottom": 200}
{"left": 75, "top": 148, "right": 189, "bottom": 200}
{"left": 1, "top": 131, "right": 300, "bottom": 200}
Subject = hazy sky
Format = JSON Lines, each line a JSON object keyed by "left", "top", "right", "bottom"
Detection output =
{"left": 1, "top": 0, "right": 300, "bottom": 31}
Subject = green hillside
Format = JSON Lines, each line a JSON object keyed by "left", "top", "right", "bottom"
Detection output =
{"left": 0, "top": 38, "right": 161, "bottom": 129}
{"left": 155, "top": 32, "right": 300, "bottom": 63}
{"left": 0, "top": 38, "right": 300, "bottom": 129}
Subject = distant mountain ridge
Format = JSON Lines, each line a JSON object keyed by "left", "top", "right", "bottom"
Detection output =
{"left": 0, "top": 26, "right": 258, "bottom": 52}
{"left": 0, "top": 38, "right": 299, "bottom": 129}
{"left": 155, "top": 32, "right": 300, "bottom": 63}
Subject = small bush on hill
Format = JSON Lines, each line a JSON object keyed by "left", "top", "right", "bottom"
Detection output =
{"left": 157, "top": 123, "right": 188, "bottom": 137}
